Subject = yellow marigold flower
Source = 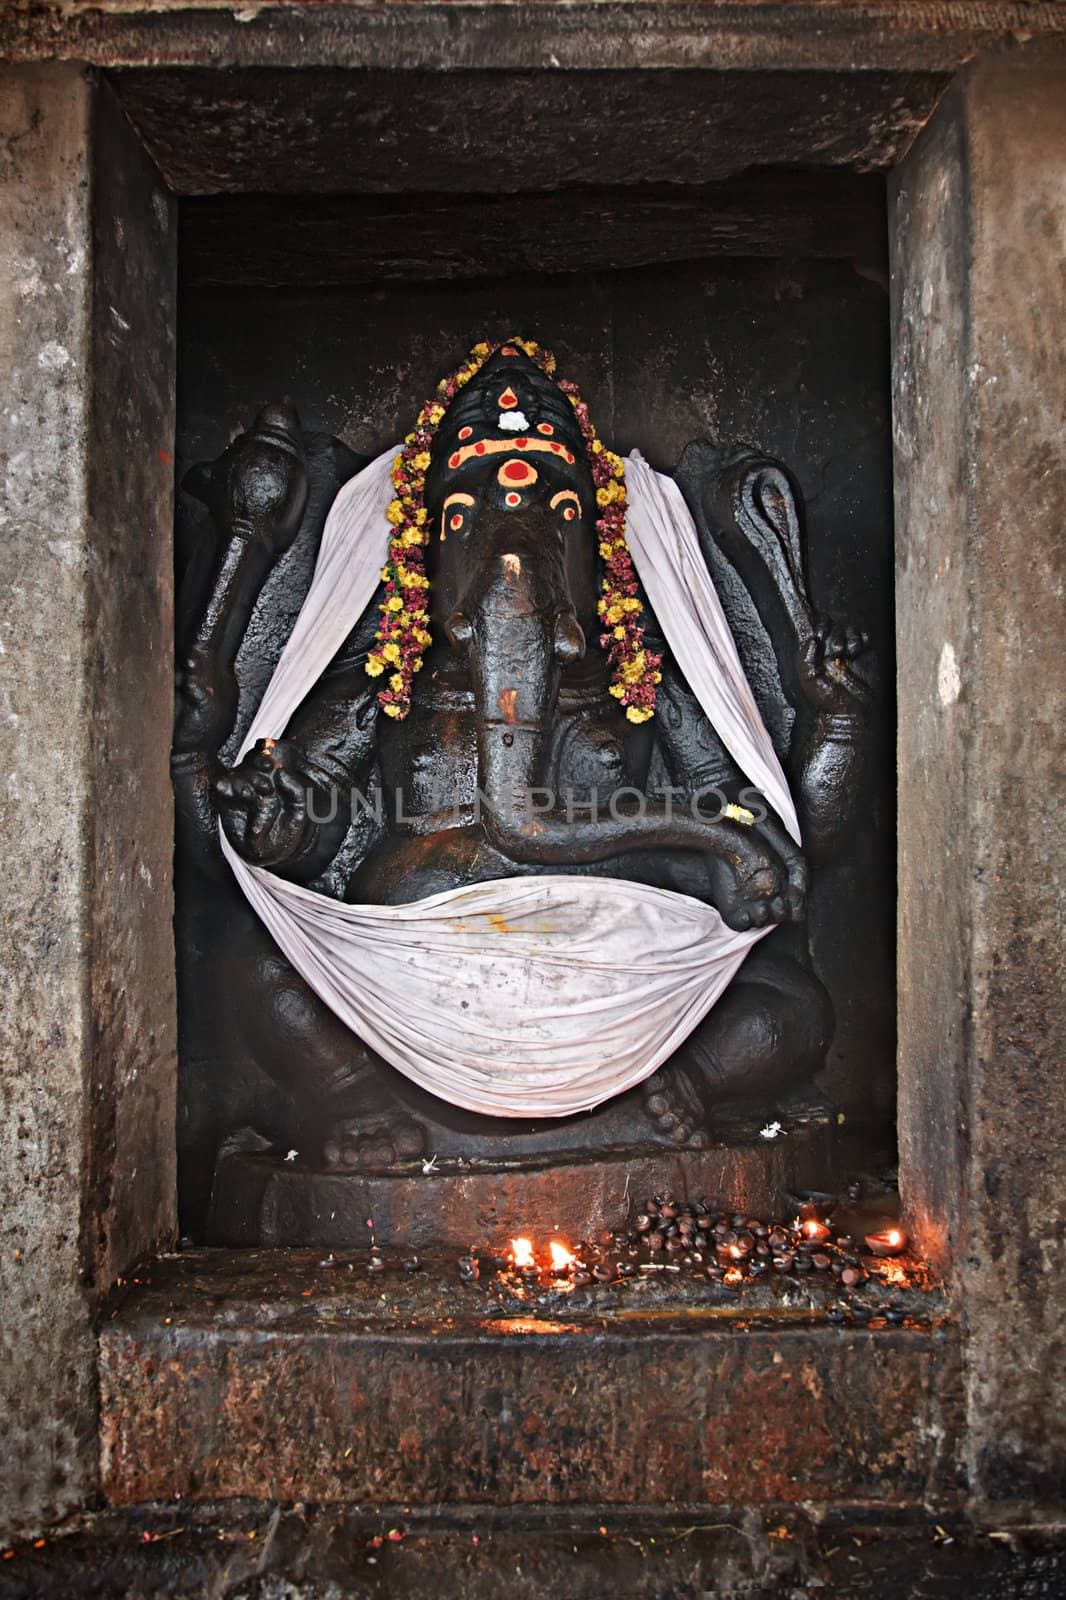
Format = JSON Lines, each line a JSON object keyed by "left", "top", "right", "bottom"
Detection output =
{"left": 613, "top": 625, "right": 626, "bottom": 641}
{"left": 591, "top": 438, "right": 603, "bottom": 454}
{"left": 626, "top": 706, "right": 653, "bottom": 725}
{"left": 622, "top": 651, "right": 646, "bottom": 683}
{"left": 609, "top": 683, "right": 625, "bottom": 699}
{"left": 386, "top": 595, "right": 404, "bottom": 612}
{"left": 382, "top": 642, "right": 401, "bottom": 665}
{"left": 365, "top": 656, "right": 385, "bottom": 678}
{"left": 653, "top": 671, "right": 663, "bottom": 684}
{"left": 597, "top": 598, "right": 608, "bottom": 615}
{"left": 414, "top": 507, "right": 427, "bottom": 525}
{"left": 380, "top": 566, "right": 391, "bottom": 583}
{"left": 623, "top": 598, "right": 641, "bottom": 613}
{"left": 415, "top": 628, "right": 432, "bottom": 646}
{"left": 386, "top": 500, "right": 405, "bottom": 526}
{"left": 402, "top": 528, "right": 424, "bottom": 548}
{"left": 412, "top": 656, "right": 423, "bottom": 671}
{"left": 605, "top": 605, "right": 624, "bottom": 625}
{"left": 471, "top": 342, "right": 490, "bottom": 360}
{"left": 383, "top": 702, "right": 403, "bottom": 718}
{"left": 568, "top": 393, "right": 580, "bottom": 409}
{"left": 599, "top": 542, "right": 614, "bottom": 560}
{"left": 412, "top": 452, "right": 431, "bottom": 473}
{"left": 390, "top": 672, "right": 405, "bottom": 693}
{"left": 428, "top": 403, "right": 445, "bottom": 423}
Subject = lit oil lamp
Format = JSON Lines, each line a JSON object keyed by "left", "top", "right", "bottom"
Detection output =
{"left": 510, "top": 1237, "right": 536, "bottom": 1270}
{"left": 548, "top": 1241, "right": 577, "bottom": 1275}
{"left": 800, "top": 1218, "right": 832, "bottom": 1245}
{"left": 864, "top": 1226, "right": 907, "bottom": 1258}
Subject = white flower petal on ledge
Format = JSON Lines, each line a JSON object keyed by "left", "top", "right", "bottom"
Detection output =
{"left": 498, "top": 410, "right": 530, "bottom": 431}
{"left": 758, "top": 1121, "right": 784, "bottom": 1140}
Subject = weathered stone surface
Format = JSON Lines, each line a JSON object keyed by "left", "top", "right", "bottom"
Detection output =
{"left": 891, "top": 49, "right": 1066, "bottom": 1513}
{"left": 98, "top": 1248, "right": 960, "bottom": 1510}
{"left": 6, "top": 1503, "right": 1066, "bottom": 1600}
{"left": 0, "top": 66, "right": 178, "bottom": 1541}
{"left": 109, "top": 66, "right": 946, "bottom": 195}
{"left": 1, "top": 2, "right": 1064, "bottom": 74}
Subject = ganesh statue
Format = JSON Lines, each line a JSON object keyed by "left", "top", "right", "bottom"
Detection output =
{"left": 172, "top": 339, "right": 873, "bottom": 1214}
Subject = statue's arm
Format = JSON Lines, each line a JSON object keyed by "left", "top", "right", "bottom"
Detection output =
{"left": 215, "top": 613, "right": 384, "bottom": 883}
{"left": 171, "top": 404, "right": 309, "bottom": 877}
{"left": 654, "top": 649, "right": 808, "bottom": 922}
{"left": 673, "top": 438, "right": 874, "bottom": 860}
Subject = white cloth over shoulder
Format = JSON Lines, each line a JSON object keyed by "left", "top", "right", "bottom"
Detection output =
{"left": 220, "top": 445, "right": 798, "bottom": 1117}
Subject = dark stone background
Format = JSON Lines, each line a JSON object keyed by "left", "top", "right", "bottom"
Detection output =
{"left": 175, "top": 219, "right": 896, "bottom": 1211}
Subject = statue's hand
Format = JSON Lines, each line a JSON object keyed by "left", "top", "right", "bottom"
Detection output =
{"left": 173, "top": 645, "right": 238, "bottom": 755}
{"left": 709, "top": 825, "right": 792, "bottom": 933}
{"left": 794, "top": 614, "right": 873, "bottom": 716}
{"left": 214, "top": 739, "right": 315, "bottom": 868}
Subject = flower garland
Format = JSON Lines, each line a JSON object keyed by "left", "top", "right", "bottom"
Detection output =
{"left": 365, "top": 338, "right": 660, "bottom": 724}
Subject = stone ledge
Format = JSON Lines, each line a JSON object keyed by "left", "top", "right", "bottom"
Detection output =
{"left": 99, "top": 1248, "right": 960, "bottom": 1510}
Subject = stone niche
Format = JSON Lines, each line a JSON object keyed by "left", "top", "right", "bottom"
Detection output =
{"left": 174, "top": 182, "right": 898, "bottom": 1246}
{"left": 0, "top": 4, "right": 1064, "bottom": 1555}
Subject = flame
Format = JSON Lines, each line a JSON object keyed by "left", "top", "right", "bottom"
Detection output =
{"left": 887, "top": 1229, "right": 904, "bottom": 1249}
{"left": 511, "top": 1237, "right": 535, "bottom": 1269}
{"left": 729, "top": 1244, "right": 744, "bottom": 1260}
{"left": 549, "top": 1241, "right": 576, "bottom": 1272}
{"left": 723, "top": 1267, "right": 744, "bottom": 1285}
{"left": 802, "top": 1219, "right": 831, "bottom": 1241}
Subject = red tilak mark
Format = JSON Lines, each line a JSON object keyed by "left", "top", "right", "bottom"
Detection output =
{"left": 503, "top": 460, "right": 533, "bottom": 483}
{"left": 563, "top": 506, "right": 576, "bottom": 521}
{"left": 500, "top": 345, "right": 518, "bottom": 356}
{"left": 474, "top": 441, "right": 486, "bottom": 456}
{"left": 498, "top": 388, "right": 518, "bottom": 409}
{"left": 158, "top": 448, "right": 173, "bottom": 466}
{"left": 458, "top": 426, "right": 472, "bottom": 440}
{"left": 550, "top": 442, "right": 562, "bottom": 452}
{"left": 537, "top": 422, "right": 554, "bottom": 436}
{"left": 450, "top": 513, "right": 464, "bottom": 531}
{"left": 505, "top": 492, "right": 521, "bottom": 507}
{"left": 516, "top": 437, "right": 528, "bottom": 449}
{"left": 449, "top": 452, "right": 461, "bottom": 469}
{"left": 498, "top": 688, "right": 518, "bottom": 723}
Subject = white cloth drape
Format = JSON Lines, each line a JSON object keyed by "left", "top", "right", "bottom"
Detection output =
{"left": 220, "top": 446, "right": 798, "bottom": 1117}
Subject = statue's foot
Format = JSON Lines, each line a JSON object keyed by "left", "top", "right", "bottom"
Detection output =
{"left": 322, "top": 1112, "right": 427, "bottom": 1171}
{"left": 641, "top": 1068, "right": 702, "bottom": 1144}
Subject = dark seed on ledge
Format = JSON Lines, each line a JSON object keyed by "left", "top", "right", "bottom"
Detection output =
{"left": 635, "top": 1214, "right": 653, "bottom": 1233}
{"left": 886, "top": 1307, "right": 906, "bottom": 1324}
{"left": 458, "top": 1255, "right": 479, "bottom": 1281}
{"left": 841, "top": 1266, "right": 867, "bottom": 1288}
{"left": 812, "top": 1252, "right": 832, "bottom": 1271}
{"left": 367, "top": 1255, "right": 386, "bottom": 1274}
{"left": 573, "top": 1271, "right": 592, "bottom": 1288}
{"left": 773, "top": 1255, "right": 794, "bottom": 1273}
{"left": 402, "top": 1256, "right": 421, "bottom": 1274}
{"left": 665, "top": 1236, "right": 684, "bottom": 1254}
{"left": 593, "top": 1264, "right": 614, "bottom": 1283}
{"left": 646, "top": 1231, "right": 665, "bottom": 1252}
{"left": 827, "top": 1308, "right": 848, "bottom": 1325}
{"left": 794, "top": 1256, "right": 813, "bottom": 1273}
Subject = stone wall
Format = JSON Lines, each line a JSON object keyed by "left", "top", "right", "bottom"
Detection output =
{"left": 0, "top": 68, "right": 177, "bottom": 1540}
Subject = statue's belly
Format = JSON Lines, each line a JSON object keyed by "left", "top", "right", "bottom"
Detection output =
{"left": 347, "top": 823, "right": 530, "bottom": 906}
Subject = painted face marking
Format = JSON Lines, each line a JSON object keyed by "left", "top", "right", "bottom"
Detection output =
{"left": 505, "top": 492, "right": 521, "bottom": 507}
{"left": 498, "top": 387, "right": 519, "bottom": 410}
{"left": 499, "top": 459, "right": 538, "bottom": 486}
{"left": 458, "top": 426, "right": 473, "bottom": 441}
{"left": 537, "top": 422, "right": 554, "bottom": 436}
